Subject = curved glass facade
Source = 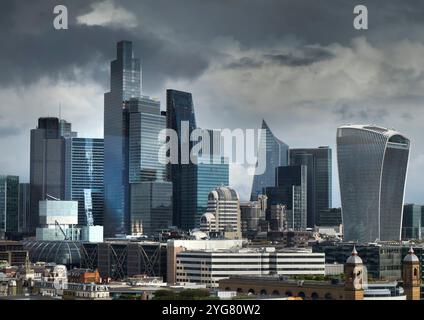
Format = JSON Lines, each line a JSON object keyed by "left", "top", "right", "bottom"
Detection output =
{"left": 23, "top": 240, "right": 81, "bottom": 268}
{"left": 250, "top": 120, "right": 289, "bottom": 201}
{"left": 337, "top": 125, "right": 410, "bottom": 242}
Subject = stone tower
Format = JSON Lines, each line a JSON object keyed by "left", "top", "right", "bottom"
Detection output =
{"left": 402, "top": 247, "right": 421, "bottom": 300}
{"left": 344, "top": 246, "right": 364, "bottom": 300}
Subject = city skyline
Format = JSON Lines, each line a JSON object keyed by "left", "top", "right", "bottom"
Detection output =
{"left": 2, "top": 1, "right": 424, "bottom": 207}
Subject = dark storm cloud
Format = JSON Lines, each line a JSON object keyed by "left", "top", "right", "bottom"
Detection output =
{"left": 3, "top": 0, "right": 424, "bottom": 93}
{"left": 265, "top": 47, "right": 334, "bottom": 67}
{"left": 0, "top": 0, "right": 210, "bottom": 92}
{"left": 227, "top": 57, "right": 264, "bottom": 70}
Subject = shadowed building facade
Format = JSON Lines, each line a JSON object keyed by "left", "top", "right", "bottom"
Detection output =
{"left": 337, "top": 125, "right": 410, "bottom": 242}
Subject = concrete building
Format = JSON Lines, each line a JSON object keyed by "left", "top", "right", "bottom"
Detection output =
{"left": 36, "top": 200, "right": 79, "bottom": 241}
{"left": 176, "top": 248, "right": 325, "bottom": 288}
{"left": 166, "top": 239, "right": 245, "bottom": 285}
{"left": 200, "top": 187, "right": 241, "bottom": 239}
{"left": 240, "top": 195, "right": 267, "bottom": 239}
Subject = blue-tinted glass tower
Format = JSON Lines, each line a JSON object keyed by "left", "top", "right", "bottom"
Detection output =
{"left": 104, "top": 41, "right": 141, "bottom": 236}
{"left": 251, "top": 120, "right": 289, "bottom": 201}
{"left": 127, "top": 96, "right": 172, "bottom": 235}
{"left": 65, "top": 138, "right": 104, "bottom": 226}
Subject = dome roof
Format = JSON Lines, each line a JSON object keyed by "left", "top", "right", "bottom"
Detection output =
{"left": 404, "top": 247, "right": 419, "bottom": 263}
{"left": 346, "top": 246, "right": 363, "bottom": 264}
{"left": 23, "top": 240, "right": 81, "bottom": 268}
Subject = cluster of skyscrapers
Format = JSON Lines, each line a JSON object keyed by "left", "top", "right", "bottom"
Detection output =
{"left": 0, "top": 41, "right": 417, "bottom": 246}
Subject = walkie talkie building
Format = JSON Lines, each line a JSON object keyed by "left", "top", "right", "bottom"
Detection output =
{"left": 337, "top": 125, "right": 410, "bottom": 243}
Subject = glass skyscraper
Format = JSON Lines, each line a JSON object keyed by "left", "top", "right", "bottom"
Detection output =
{"left": 265, "top": 165, "right": 307, "bottom": 230}
{"left": 290, "top": 147, "right": 332, "bottom": 228}
{"left": 337, "top": 125, "right": 410, "bottom": 242}
{"left": 29, "top": 117, "right": 70, "bottom": 234}
{"left": 104, "top": 41, "right": 141, "bottom": 236}
{"left": 128, "top": 97, "right": 166, "bottom": 183}
{"left": 250, "top": 120, "right": 289, "bottom": 201}
{"left": 127, "top": 96, "right": 172, "bottom": 234}
{"left": 402, "top": 204, "right": 423, "bottom": 240}
{"left": 0, "top": 175, "right": 19, "bottom": 234}
{"left": 166, "top": 89, "right": 197, "bottom": 228}
{"left": 65, "top": 138, "right": 104, "bottom": 226}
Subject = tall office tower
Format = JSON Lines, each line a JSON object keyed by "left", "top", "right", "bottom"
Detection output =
{"left": 65, "top": 138, "right": 104, "bottom": 226}
{"left": 104, "top": 41, "right": 141, "bottom": 236}
{"left": 337, "top": 125, "right": 410, "bottom": 242}
{"left": 265, "top": 165, "right": 307, "bottom": 230}
{"left": 200, "top": 187, "right": 241, "bottom": 239}
{"left": 29, "top": 117, "right": 69, "bottom": 235}
{"left": 18, "top": 183, "right": 30, "bottom": 233}
{"left": 0, "top": 176, "right": 19, "bottom": 235}
{"left": 166, "top": 89, "right": 197, "bottom": 228}
{"left": 128, "top": 97, "right": 166, "bottom": 183}
{"left": 402, "top": 204, "right": 423, "bottom": 240}
{"left": 290, "top": 147, "right": 332, "bottom": 228}
{"left": 127, "top": 97, "right": 172, "bottom": 234}
{"left": 250, "top": 120, "right": 289, "bottom": 201}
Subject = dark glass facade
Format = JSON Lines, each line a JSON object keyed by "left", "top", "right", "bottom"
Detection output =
{"left": 251, "top": 120, "right": 289, "bottom": 201}
{"left": 0, "top": 175, "right": 19, "bottom": 234}
{"left": 166, "top": 89, "right": 197, "bottom": 228}
{"left": 18, "top": 183, "right": 30, "bottom": 233}
{"left": 265, "top": 165, "right": 307, "bottom": 230}
{"left": 29, "top": 117, "right": 67, "bottom": 234}
{"left": 337, "top": 125, "right": 410, "bottom": 242}
{"left": 104, "top": 41, "right": 141, "bottom": 236}
{"left": 290, "top": 147, "right": 332, "bottom": 228}
{"left": 402, "top": 204, "right": 423, "bottom": 240}
{"left": 130, "top": 181, "right": 173, "bottom": 235}
{"left": 65, "top": 138, "right": 104, "bottom": 226}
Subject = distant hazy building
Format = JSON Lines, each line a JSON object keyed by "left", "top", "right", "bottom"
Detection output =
{"left": 317, "top": 208, "right": 342, "bottom": 227}
{"left": 337, "top": 125, "right": 410, "bottom": 242}
{"left": 18, "top": 183, "right": 30, "bottom": 233}
{"left": 240, "top": 195, "right": 267, "bottom": 238}
{"left": 104, "top": 41, "right": 141, "bottom": 237}
{"left": 265, "top": 165, "right": 307, "bottom": 230}
{"left": 251, "top": 120, "right": 289, "bottom": 201}
{"left": 402, "top": 204, "right": 423, "bottom": 240}
{"left": 200, "top": 187, "right": 241, "bottom": 239}
{"left": 65, "top": 138, "right": 104, "bottom": 226}
{"left": 290, "top": 147, "right": 332, "bottom": 227}
{"left": 0, "top": 176, "right": 19, "bottom": 234}
{"left": 30, "top": 117, "right": 72, "bottom": 234}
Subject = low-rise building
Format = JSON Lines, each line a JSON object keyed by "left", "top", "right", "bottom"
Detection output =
{"left": 176, "top": 248, "right": 325, "bottom": 288}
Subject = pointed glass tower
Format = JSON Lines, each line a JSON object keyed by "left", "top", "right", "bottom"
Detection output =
{"left": 250, "top": 120, "right": 289, "bottom": 201}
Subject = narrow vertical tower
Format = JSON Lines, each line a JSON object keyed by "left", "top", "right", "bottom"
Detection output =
{"left": 402, "top": 247, "right": 421, "bottom": 300}
{"left": 344, "top": 247, "right": 364, "bottom": 300}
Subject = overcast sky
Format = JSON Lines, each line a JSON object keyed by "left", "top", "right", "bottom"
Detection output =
{"left": 2, "top": 0, "right": 424, "bottom": 204}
